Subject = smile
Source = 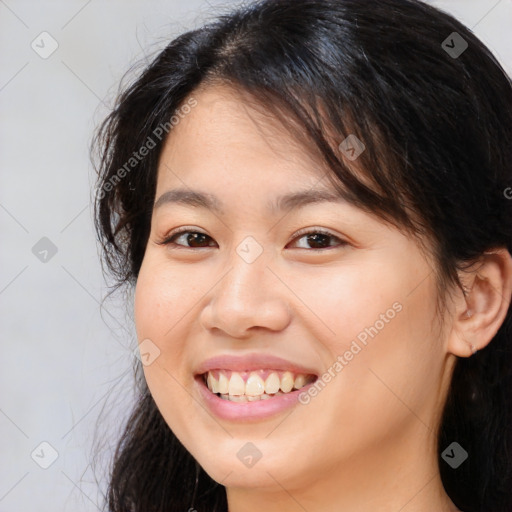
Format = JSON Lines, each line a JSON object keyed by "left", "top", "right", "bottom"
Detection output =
{"left": 194, "top": 354, "right": 319, "bottom": 421}
{"left": 203, "top": 369, "right": 316, "bottom": 402}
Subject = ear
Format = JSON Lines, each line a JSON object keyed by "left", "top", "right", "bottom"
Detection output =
{"left": 447, "top": 248, "right": 512, "bottom": 357}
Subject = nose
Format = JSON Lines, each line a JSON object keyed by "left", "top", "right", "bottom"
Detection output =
{"left": 199, "top": 248, "right": 291, "bottom": 338}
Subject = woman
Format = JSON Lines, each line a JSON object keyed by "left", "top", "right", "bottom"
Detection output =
{"left": 91, "top": 0, "right": 512, "bottom": 510}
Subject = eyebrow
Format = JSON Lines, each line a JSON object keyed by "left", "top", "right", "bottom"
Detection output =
{"left": 153, "top": 187, "right": 348, "bottom": 215}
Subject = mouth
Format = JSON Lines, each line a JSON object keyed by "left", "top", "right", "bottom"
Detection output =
{"left": 200, "top": 369, "right": 317, "bottom": 403}
{"left": 193, "top": 354, "right": 320, "bottom": 420}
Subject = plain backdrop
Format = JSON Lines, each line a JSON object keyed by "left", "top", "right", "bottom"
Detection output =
{"left": 1, "top": 1, "right": 511, "bottom": 510}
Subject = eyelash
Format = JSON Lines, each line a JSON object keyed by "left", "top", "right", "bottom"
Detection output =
{"left": 156, "top": 227, "right": 347, "bottom": 251}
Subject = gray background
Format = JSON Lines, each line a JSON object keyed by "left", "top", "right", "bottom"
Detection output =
{"left": 1, "top": 1, "right": 511, "bottom": 510}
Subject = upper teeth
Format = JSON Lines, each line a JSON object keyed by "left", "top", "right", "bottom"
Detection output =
{"left": 205, "top": 370, "right": 313, "bottom": 396}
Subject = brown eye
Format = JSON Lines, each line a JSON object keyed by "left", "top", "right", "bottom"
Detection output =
{"left": 288, "top": 230, "right": 346, "bottom": 250}
{"left": 160, "top": 230, "right": 217, "bottom": 248}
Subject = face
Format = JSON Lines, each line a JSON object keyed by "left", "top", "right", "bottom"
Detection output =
{"left": 134, "top": 84, "right": 453, "bottom": 494}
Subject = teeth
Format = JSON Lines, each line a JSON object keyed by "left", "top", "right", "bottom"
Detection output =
{"left": 205, "top": 369, "right": 314, "bottom": 398}
{"left": 294, "top": 374, "right": 306, "bottom": 389}
{"left": 280, "top": 371, "right": 294, "bottom": 393}
{"left": 245, "top": 372, "right": 265, "bottom": 396}
{"left": 207, "top": 372, "right": 219, "bottom": 394}
{"left": 264, "top": 372, "right": 280, "bottom": 394}
{"left": 223, "top": 391, "right": 284, "bottom": 402}
{"left": 218, "top": 372, "right": 229, "bottom": 394}
{"left": 228, "top": 394, "right": 246, "bottom": 402}
{"left": 228, "top": 372, "right": 245, "bottom": 395}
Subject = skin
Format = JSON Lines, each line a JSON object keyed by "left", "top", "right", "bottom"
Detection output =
{"left": 133, "top": 83, "right": 512, "bottom": 512}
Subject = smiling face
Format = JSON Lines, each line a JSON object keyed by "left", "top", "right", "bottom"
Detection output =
{"left": 133, "top": 84, "right": 458, "bottom": 506}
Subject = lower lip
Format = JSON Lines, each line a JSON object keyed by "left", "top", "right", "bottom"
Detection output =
{"left": 195, "top": 375, "right": 316, "bottom": 422}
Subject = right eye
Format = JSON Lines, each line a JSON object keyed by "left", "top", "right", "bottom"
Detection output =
{"left": 157, "top": 229, "right": 217, "bottom": 249}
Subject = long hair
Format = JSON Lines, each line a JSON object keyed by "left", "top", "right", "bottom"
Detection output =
{"left": 91, "top": 1, "right": 512, "bottom": 510}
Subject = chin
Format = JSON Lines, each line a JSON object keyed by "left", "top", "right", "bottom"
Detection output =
{"left": 202, "top": 458, "right": 283, "bottom": 489}
{"left": 188, "top": 437, "right": 305, "bottom": 490}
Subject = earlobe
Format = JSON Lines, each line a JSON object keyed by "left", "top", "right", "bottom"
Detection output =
{"left": 461, "top": 309, "right": 478, "bottom": 355}
{"left": 447, "top": 248, "right": 512, "bottom": 358}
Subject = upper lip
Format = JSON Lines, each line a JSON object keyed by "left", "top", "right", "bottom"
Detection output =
{"left": 195, "top": 353, "right": 319, "bottom": 376}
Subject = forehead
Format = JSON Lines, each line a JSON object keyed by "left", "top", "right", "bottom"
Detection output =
{"left": 155, "top": 83, "right": 331, "bottom": 191}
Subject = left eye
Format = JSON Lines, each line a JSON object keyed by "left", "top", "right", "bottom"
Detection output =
{"left": 288, "top": 230, "right": 346, "bottom": 250}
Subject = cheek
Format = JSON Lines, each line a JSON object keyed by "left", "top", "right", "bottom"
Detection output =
{"left": 134, "top": 256, "right": 199, "bottom": 341}
{"left": 314, "top": 275, "right": 441, "bottom": 441}
{"left": 282, "top": 257, "right": 400, "bottom": 343}
{"left": 294, "top": 255, "right": 442, "bottom": 424}
{"left": 133, "top": 255, "right": 213, "bottom": 424}
{"left": 133, "top": 258, "right": 192, "bottom": 398}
